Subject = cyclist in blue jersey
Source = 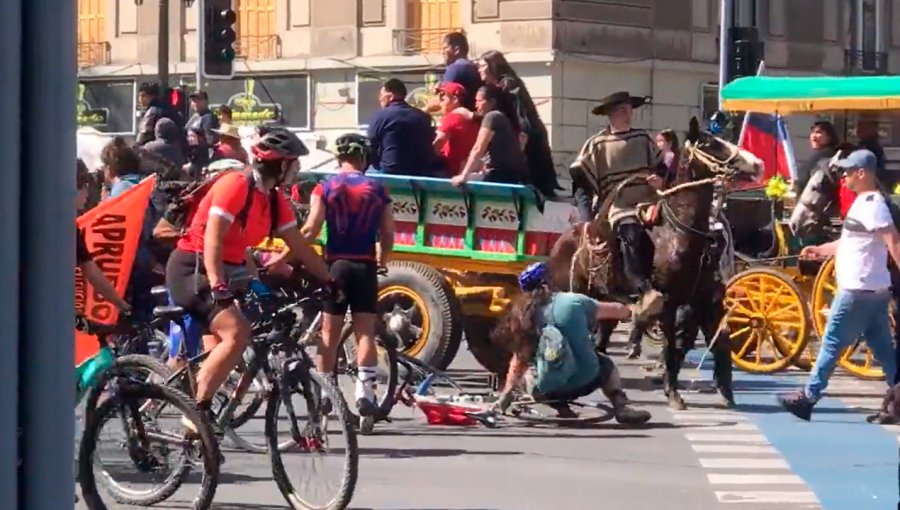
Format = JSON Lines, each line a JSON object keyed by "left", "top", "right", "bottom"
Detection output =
{"left": 302, "top": 133, "right": 395, "bottom": 417}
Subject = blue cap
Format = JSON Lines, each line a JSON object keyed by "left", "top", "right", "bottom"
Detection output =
{"left": 836, "top": 149, "right": 878, "bottom": 172}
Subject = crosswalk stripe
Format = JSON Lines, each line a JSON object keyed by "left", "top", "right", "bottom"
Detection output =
{"left": 700, "top": 458, "right": 790, "bottom": 469}
{"left": 707, "top": 474, "right": 806, "bottom": 485}
{"left": 685, "top": 433, "right": 769, "bottom": 444}
{"left": 682, "top": 422, "right": 758, "bottom": 432}
{"left": 692, "top": 444, "right": 777, "bottom": 454}
{"left": 715, "top": 490, "right": 819, "bottom": 504}
{"left": 672, "top": 413, "right": 749, "bottom": 422}
{"left": 839, "top": 397, "right": 882, "bottom": 409}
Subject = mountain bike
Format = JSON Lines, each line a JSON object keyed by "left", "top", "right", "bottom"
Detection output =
{"left": 128, "top": 283, "right": 359, "bottom": 510}
{"left": 75, "top": 316, "right": 220, "bottom": 510}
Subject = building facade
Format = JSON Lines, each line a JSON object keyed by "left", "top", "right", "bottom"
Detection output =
{"left": 77, "top": 0, "right": 900, "bottom": 184}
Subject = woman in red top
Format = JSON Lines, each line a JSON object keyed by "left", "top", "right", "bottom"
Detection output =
{"left": 166, "top": 128, "right": 331, "bottom": 424}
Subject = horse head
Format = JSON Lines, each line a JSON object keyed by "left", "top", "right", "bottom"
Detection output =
{"left": 683, "top": 117, "right": 763, "bottom": 182}
{"left": 788, "top": 149, "right": 847, "bottom": 238}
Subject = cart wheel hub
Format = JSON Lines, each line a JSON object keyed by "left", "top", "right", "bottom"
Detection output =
{"left": 750, "top": 317, "right": 765, "bottom": 329}
{"left": 386, "top": 305, "right": 412, "bottom": 336}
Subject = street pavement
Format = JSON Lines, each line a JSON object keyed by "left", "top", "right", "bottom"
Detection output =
{"left": 75, "top": 328, "right": 899, "bottom": 510}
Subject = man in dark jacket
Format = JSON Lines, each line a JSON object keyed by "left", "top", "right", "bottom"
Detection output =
{"left": 367, "top": 78, "right": 441, "bottom": 176}
{"left": 136, "top": 81, "right": 186, "bottom": 147}
{"left": 142, "top": 117, "right": 186, "bottom": 169}
{"left": 187, "top": 90, "right": 220, "bottom": 146}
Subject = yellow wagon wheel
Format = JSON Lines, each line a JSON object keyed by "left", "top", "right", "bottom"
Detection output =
{"left": 811, "top": 258, "right": 886, "bottom": 380}
{"left": 724, "top": 268, "right": 810, "bottom": 373}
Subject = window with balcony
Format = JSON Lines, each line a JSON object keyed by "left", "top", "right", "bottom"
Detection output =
{"left": 77, "top": 0, "right": 110, "bottom": 68}
{"left": 236, "top": 0, "right": 280, "bottom": 60}
{"left": 395, "top": 0, "right": 461, "bottom": 54}
{"left": 845, "top": 0, "right": 887, "bottom": 74}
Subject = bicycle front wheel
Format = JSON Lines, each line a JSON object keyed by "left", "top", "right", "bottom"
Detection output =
{"left": 78, "top": 381, "right": 220, "bottom": 510}
{"left": 267, "top": 367, "right": 358, "bottom": 510}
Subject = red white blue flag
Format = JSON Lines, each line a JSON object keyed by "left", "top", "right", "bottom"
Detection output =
{"left": 738, "top": 112, "right": 798, "bottom": 182}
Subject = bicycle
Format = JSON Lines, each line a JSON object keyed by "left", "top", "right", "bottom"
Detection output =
{"left": 128, "top": 283, "right": 359, "bottom": 510}
{"left": 392, "top": 352, "right": 616, "bottom": 428}
{"left": 74, "top": 316, "right": 220, "bottom": 510}
{"left": 257, "top": 262, "right": 402, "bottom": 436}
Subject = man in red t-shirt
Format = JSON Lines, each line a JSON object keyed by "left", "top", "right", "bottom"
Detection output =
{"left": 432, "top": 82, "right": 479, "bottom": 177}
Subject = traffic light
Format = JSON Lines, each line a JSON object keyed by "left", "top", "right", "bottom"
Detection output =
{"left": 166, "top": 86, "right": 190, "bottom": 123}
{"left": 727, "top": 27, "right": 764, "bottom": 83}
{"left": 203, "top": 0, "right": 237, "bottom": 79}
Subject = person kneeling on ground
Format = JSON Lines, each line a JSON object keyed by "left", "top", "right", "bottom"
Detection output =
{"left": 490, "top": 262, "right": 651, "bottom": 424}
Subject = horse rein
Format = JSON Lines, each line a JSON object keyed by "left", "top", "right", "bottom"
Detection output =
{"left": 568, "top": 141, "right": 738, "bottom": 294}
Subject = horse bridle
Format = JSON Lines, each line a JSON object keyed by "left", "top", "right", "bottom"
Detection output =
{"left": 570, "top": 140, "right": 738, "bottom": 293}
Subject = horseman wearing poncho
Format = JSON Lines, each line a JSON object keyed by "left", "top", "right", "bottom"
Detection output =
{"left": 569, "top": 91, "right": 665, "bottom": 321}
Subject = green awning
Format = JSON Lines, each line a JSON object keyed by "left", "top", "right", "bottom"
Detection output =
{"left": 720, "top": 75, "right": 900, "bottom": 114}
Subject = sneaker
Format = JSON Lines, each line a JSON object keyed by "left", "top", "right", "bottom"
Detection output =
{"left": 356, "top": 398, "right": 378, "bottom": 418}
{"left": 778, "top": 391, "right": 814, "bottom": 421}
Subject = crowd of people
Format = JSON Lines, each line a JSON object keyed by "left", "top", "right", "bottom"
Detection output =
{"left": 365, "top": 32, "right": 562, "bottom": 197}
{"left": 75, "top": 27, "right": 900, "bottom": 436}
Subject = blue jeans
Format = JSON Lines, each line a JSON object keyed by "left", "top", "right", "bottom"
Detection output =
{"left": 805, "top": 289, "right": 898, "bottom": 401}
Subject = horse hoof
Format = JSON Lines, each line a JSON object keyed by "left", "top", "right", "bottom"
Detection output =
{"left": 627, "top": 345, "right": 642, "bottom": 360}
{"left": 717, "top": 389, "right": 736, "bottom": 409}
{"left": 668, "top": 393, "right": 687, "bottom": 411}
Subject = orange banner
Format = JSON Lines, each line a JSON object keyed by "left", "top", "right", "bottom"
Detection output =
{"left": 75, "top": 175, "right": 157, "bottom": 364}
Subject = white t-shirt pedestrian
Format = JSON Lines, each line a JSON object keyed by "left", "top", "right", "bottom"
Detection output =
{"left": 835, "top": 191, "right": 894, "bottom": 291}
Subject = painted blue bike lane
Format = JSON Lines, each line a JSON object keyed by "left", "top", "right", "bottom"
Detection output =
{"left": 696, "top": 359, "right": 898, "bottom": 510}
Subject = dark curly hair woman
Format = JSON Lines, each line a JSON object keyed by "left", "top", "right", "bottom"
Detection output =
{"left": 489, "top": 262, "right": 651, "bottom": 424}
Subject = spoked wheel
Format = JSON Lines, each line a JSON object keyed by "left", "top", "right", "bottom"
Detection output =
{"left": 507, "top": 398, "right": 616, "bottom": 427}
{"left": 812, "top": 258, "right": 887, "bottom": 380}
{"left": 78, "top": 381, "right": 219, "bottom": 510}
{"left": 333, "top": 321, "right": 400, "bottom": 435}
{"left": 224, "top": 367, "right": 267, "bottom": 429}
{"left": 268, "top": 366, "right": 358, "bottom": 510}
{"left": 724, "top": 269, "right": 810, "bottom": 373}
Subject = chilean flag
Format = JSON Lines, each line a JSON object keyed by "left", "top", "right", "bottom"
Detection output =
{"left": 739, "top": 113, "right": 798, "bottom": 182}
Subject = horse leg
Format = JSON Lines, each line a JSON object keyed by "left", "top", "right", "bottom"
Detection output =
{"left": 659, "top": 305, "right": 686, "bottom": 410}
{"left": 627, "top": 320, "right": 643, "bottom": 360}
{"left": 596, "top": 320, "right": 617, "bottom": 354}
{"left": 702, "top": 305, "right": 735, "bottom": 408}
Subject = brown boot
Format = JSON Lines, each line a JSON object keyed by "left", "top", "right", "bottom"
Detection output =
{"left": 609, "top": 390, "right": 651, "bottom": 425}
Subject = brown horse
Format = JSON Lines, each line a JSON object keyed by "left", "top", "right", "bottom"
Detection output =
{"left": 547, "top": 117, "right": 762, "bottom": 409}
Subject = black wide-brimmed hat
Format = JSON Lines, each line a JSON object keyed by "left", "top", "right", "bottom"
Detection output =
{"left": 591, "top": 91, "right": 651, "bottom": 116}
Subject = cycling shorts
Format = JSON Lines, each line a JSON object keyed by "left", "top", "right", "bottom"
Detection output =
{"left": 324, "top": 259, "right": 378, "bottom": 316}
{"left": 165, "top": 248, "right": 249, "bottom": 330}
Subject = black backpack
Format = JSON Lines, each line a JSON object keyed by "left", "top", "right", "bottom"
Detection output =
{"left": 153, "top": 170, "right": 279, "bottom": 244}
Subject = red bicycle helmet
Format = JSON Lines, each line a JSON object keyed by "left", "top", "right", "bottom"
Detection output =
{"left": 252, "top": 128, "right": 309, "bottom": 162}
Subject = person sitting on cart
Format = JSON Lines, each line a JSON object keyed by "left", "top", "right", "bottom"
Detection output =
{"left": 490, "top": 262, "right": 652, "bottom": 424}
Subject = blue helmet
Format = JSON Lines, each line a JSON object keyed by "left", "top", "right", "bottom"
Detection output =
{"left": 518, "top": 262, "right": 548, "bottom": 292}
{"left": 708, "top": 110, "right": 728, "bottom": 135}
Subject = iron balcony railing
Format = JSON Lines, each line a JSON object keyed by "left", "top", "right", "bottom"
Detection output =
{"left": 392, "top": 28, "right": 464, "bottom": 55}
{"left": 844, "top": 49, "right": 888, "bottom": 75}
{"left": 235, "top": 34, "right": 281, "bottom": 61}
{"left": 77, "top": 42, "right": 111, "bottom": 68}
